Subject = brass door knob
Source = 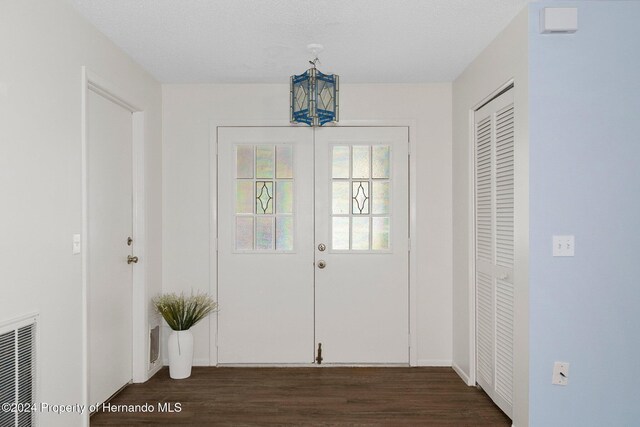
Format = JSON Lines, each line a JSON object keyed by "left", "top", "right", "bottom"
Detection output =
{"left": 127, "top": 255, "right": 139, "bottom": 264}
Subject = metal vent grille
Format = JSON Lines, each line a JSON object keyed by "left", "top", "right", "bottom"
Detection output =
{"left": 0, "top": 317, "right": 36, "bottom": 427}
{"left": 149, "top": 326, "right": 160, "bottom": 365}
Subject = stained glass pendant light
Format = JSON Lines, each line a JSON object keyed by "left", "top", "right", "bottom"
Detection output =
{"left": 290, "top": 44, "right": 339, "bottom": 126}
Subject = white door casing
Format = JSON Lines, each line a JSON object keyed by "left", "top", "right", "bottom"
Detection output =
{"left": 314, "top": 127, "right": 410, "bottom": 364}
{"left": 217, "top": 127, "right": 315, "bottom": 363}
{"left": 474, "top": 88, "right": 515, "bottom": 417}
{"left": 87, "top": 89, "right": 133, "bottom": 405}
{"left": 216, "top": 126, "right": 409, "bottom": 364}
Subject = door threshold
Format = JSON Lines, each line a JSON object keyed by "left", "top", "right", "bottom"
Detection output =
{"left": 216, "top": 363, "right": 410, "bottom": 368}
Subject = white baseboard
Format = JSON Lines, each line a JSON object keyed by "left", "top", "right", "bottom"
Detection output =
{"left": 192, "top": 358, "right": 210, "bottom": 367}
{"left": 452, "top": 362, "right": 473, "bottom": 386}
{"left": 415, "top": 359, "right": 452, "bottom": 367}
{"left": 161, "top": 358, "right": 211, "bottom": 367}
{"left": 145, "top": 360, "right": 163, "bottom": 380}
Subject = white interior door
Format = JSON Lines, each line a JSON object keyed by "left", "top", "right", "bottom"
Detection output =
{"left": 314, "top": 127, "right": 409, "bottom": 363}
{"left": 87, "top": 90, "right": 134, "bottom": 405}
{"left": 217, "top": 127, "right": 315, "bottom": 363}
{"left": 474, "top": 88, "right": 515, "bottom": 417}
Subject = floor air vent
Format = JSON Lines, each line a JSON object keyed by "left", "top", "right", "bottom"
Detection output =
{"left": 149, "top": 325, "right": 160, "bottom": 364}
{"left": 0, "top": 316, "right": 37, "bottom": 427}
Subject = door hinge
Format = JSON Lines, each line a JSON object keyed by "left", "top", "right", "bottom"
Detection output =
{"left": 315, "top": 342, "right": 323, "bottom": 365}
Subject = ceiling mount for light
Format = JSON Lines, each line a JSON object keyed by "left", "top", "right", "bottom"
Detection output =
{"left": 290, "top": 44, "right": 339, "bottom": 127}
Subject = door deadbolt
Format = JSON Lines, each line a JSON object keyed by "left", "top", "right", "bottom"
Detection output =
{"left": 318, "top": 243, "right": 326, "bottom": 252}
{"left": 317, "top": 260, "right": 326, "bottom": 269}
{"left": 127, "top": 255, "right": 139, "bottom": 264}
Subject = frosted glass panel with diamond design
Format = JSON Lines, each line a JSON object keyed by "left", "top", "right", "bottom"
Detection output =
{"left": 352, "top": 146, "right": 370, "bottom": 179}
{"left": 236, "top": 180, "right": 254, "bottom": 214}
{"left": 236, "top": 146, "right": 254, "bottom": 179}
{"left": 295, "top": 85, "right": 308, "bottom": 111}
{"left": 372, "top": 146, "right": 390, "bottom": 179}
{"left": 352, "top": 217, "right": 370, "bottom": 250}
{"left": 332, "top": 217, "right": 350, "bottom": 250}
{"left": 332, "top": 146, "right": 350, "bottom": 179}
{"left": 352, "top": 181, "right": 370, "bottom": 215}
{"left": 372, "top": 217, "right": 390, "bottom": 250}
{"left": 329, "top": 144, "right": 394, "bottom": 252}
{"left": 332, "top": 182, "right": 349, "bottom": 215}
{"left": 256, "top": 217, "right": 274, "bottom": 250}
{"left": 276, "top": 181, "right": 293, "bottom": 214}
{"left": 276, "top": 216, "right": 294, "bottom": 251}
{"left": 276, "top": 145, "right": 293, "bottom": 179}
{"left": 236, "top": 217, "right": 254, "bottom": 250}
{"left": 372, "top": 181, "right": 390, "bottom": 215}
{"left": 256, "top": 146, "right": 274, "bottom": 179}
{"left": 256, "top": 181, "right": 273, "bottom": 214}
{"left": 234, "top": 143, "right": 295, "bottom": 252}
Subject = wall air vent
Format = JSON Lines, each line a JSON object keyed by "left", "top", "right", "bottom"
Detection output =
{"left": 0, "top": 315, "right": 37, "bottom": 427}
{"left": 149, "top": 325, "right": 160, "bottom": 365}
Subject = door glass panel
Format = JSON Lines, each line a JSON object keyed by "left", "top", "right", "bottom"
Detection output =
{"left": 352, "top": 146, "right": 370, "bottom": 179}
{"left": 352, "top": 217, "right": 370, "bottom": 250}
{"left": 330, "top": 144, "right": 392, "bottom": 251}
{"left": 256, "top": 181, "right": 274, "bottom": 214}
{"left": 372, "top": 217, "right": 390, "bottom": 250}
{"left": 234, "top": 143, "right": 294, "bottom": 252}
{"left": 236, "top": 181, "right": 254, "bottom": 214}
{"left": 332, "top": 182, "right": 349, "bottom": 215}
{"left": 276, "top": 216, "right": 294, "bottom": 251}
{"left": 352, "top": 181, "right": 370, "bottom": 215}
{"left": 256, "top": 217, "right": 274, "bottom": 250}
{"left": 332, "top": 146, "right": 350, "bottom": 179}
{"left": 236, "top": 217, "right": 254, "bottom": 250}
{"left": 372, "top": 181, "right": 390, "bottom": 215}
{"left": 256, "top": 145, "right": 274, "bottom": 179}
{"left": 276, "top": 145, "right": 293, "bottom": 179}
{"left": 372, "top": 145, "right": 390, "bottom": 179}
{"left": 276, "top": 181, "right": 293, "bottom": 214}
{"left": 332, "top": 217, "right": 350, "bottom": 250}
{"left": 236, "top": 146, "right": 254, "bottom": 178}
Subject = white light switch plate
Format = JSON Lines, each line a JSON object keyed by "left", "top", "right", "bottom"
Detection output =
{"left": 552, "top": 361, "right": 570, "bottom": 385}
{"left": 72, "top": 234, "right": 81, "bottom": 255}
{"left": 553, "top": 235, "right": 574, "bottom": 257}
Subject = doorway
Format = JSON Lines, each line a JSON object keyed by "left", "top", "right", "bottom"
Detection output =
{"left": 217, "top": 126, "right": 409, "bottom": 364}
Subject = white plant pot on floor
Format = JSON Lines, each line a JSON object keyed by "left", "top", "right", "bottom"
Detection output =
{"left": 168, "top": 329, "right": 194, "bottom": 379}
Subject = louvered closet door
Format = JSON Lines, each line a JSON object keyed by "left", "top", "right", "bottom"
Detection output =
{"left": 475, "top": 88, "right": 514, "bottom": 418}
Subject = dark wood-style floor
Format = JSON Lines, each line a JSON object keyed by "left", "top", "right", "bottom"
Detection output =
{"left": 91, "top": 367, "right": 511, "bottom": 426}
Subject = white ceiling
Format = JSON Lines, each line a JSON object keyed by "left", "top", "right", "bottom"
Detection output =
{"left": 69, "top": 0, "right": 532, "bottom": 84}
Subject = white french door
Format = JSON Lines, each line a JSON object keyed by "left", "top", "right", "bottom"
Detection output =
{"left": 217, "top": 126, "right": 409, "bottom": 364}
{"left": 474, "top": 88, "right": 515, "bottom": 417}
{"left": 314, "top": 127, "right": 409, "bottom": 363}
{"left": 87, "top": 89, "right": 134, "bottom": 406}
{"left": 217, "top": 127, "right": 315, "bottom": 363}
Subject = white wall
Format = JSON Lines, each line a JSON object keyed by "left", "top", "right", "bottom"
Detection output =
{"left": 0, "top": 1, "right": 162, "bottom": 426}
{"left": 452, "top": 6, "right": 529, "bottom": 426}
{"left": 162, "top": 83, "right": 453, "bottom": 366}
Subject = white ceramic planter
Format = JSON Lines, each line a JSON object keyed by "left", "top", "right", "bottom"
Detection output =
{"left": 167, "top": 329, "right": 194, "bottom": 379}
